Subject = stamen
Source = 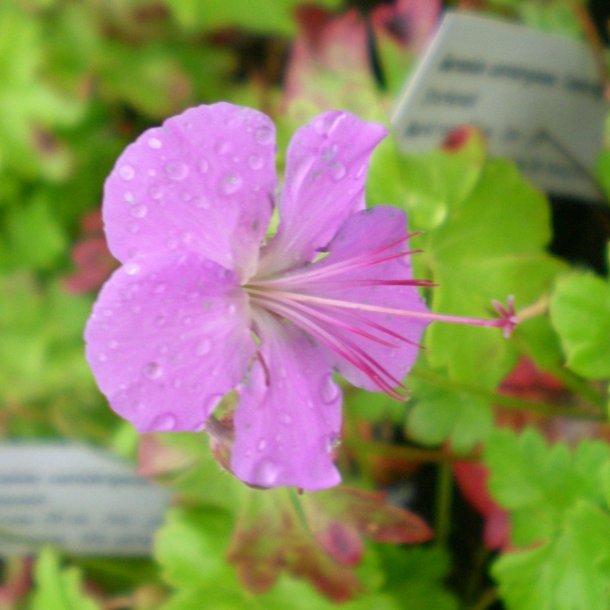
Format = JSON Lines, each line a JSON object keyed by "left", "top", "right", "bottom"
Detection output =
{"left": 250, "top": 294, "right": 408, "bottom": 399}
{"left": 248, "top": 288, "right": 516, "bottom": 336}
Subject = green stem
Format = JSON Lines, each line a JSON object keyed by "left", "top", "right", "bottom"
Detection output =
{"left": 434, "top": 462, "right": 453, "bottom": 547}
{"left": 411, "top": 368, "right": 604, "bottom": 421}
{"left": 344, "top": 437, "right": 473, "bottom": 463}
{"left": 468, "top": 587, "right": 499, "bottom": 610}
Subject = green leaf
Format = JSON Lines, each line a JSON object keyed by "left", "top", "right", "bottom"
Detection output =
{"left": 485, "top": 428, "right": 610, "bottom": 546}
{"left": 376, "top": 546, "right": 458, "bottom": 610}
{"left": 550, "top": 272, "right": 610, "bottom": 378}
{"left": 405, "top": 371, "right": 493, "bottom": 452}
{"left": 424, "top": 159, "right": 563, "bottom": 388}
{"left": 29, "top": 548, "right": 101, "bottom": 610}
{"left": 3, "top": 192, "right": 66, "bottom": 271}
{"left": 493, "top": 502, "right": 610, "bottom": 610}
{"left": 165, "top": 0, "right": 342, "bottom": 35}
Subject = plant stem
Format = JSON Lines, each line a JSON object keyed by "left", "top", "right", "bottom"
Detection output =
{"left": 434, "top": 462, "right": 453, "bottom": 547}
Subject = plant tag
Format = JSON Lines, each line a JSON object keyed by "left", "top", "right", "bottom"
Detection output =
{"left": 0, "top": 443, "right": 170, "bottom": 556}
{"left": 392, "top": 11, "right": 608, "bottom": 201}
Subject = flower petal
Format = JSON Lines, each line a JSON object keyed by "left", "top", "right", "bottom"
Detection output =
{"left": 103, "top": 103, "right": 277, "bottom": 279}
{"left": 259, "top": 111, "right": 387, "bottom": 274}
{"left": 85, "top": 252, "right": 255, "bottom": 432}
{"left": 231, "top": 311, "right": 342, "bottom": 491}
{"left": 313, "top": 206, "right": 429, "bottom": 391}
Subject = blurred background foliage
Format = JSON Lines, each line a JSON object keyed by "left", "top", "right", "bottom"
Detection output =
{"left": 1, "top": 0, "right": 610, "bottom": 609}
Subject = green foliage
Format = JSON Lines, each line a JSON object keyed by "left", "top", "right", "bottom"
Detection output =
{"left": 551, "top": 272, "right": 610, "bottom": 379}
{"left": 28, "top": 547, "right": 101, "bottom": 610}
{"left": 485, "top": 429, "right": 610, "bottom": 610}
{"left": 164, "top": 0, "right": 342, "bottom": 35}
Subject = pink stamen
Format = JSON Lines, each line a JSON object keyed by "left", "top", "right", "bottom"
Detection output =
{"left": 251, "top": 294, "right": 408, "bottom": 399}
{"left": 248, "top": 288, "right": 515, "bottom": 336}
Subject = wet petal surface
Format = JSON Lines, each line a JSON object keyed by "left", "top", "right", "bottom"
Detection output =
{"left": 103, "top": 103, "right": 277, "bottom": 279}
{"left": 259, "top": 111, "right": 387, "bottom": 274}
{"left": 85, "top": 252, "right": 255, "bottom": 432}
{"left": 231, "top": 311, "right": 342, "bottom": 491}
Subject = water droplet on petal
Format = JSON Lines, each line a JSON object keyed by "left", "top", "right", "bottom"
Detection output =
{"left": 108, "top": 340, "right": 119, "bottom": 350}
{"left": 155, "top": 315, "right": 166, "bottom": 327}
{"left": 148, "top": 185, "right": 162, "bottom": 200}
{"left": 320, "top": 374, "right": 340, "bottom": 404}
{"left": 153, "top": 283, "right": 166, "bottom": 294}
{"left": 198, "top": 158, "right": 209, "bottom": 173}
{"left": 255, "top": 125, "right": 273, "bottom": 145}
{"left": 181, "top": 191, "right": 192, "bottom": 202}
{"left": 150, "top": 412, "right": 176, "bottom": 431}
{"left": 195, "top": 338, "right": 212, "bottom": 356}
{"left": 182, "top": 316, "right": 193, "bottom": 326}
{"left": 128, "top": 222, "right": 139, "bottom": 234}
{"left": 253, "top": 458, "right": 281, "bottom": 487}
{"left": 221, "top": 175, "right": 242, "bottom": 195}
{"left": 147, "top": 137, "right": 162, "bottom": 149}
{"left": 143, "top": 362, "right": 162, "bottom": 379}
{"left": 215, "top": 140, "right": 232, "bottom": 155}
{"left": 280, "top": 412, "right": 292, "bottom": 425}
{"left": 227, "top": 304, "right": 237, "bottom": 315}
{"left": 257, "top": 438, "right": 267, "bottom": 451}
{"left": 131, "top": 205, "right": 148, "bottom": 218}
{"left": 124, "top": 262, "right": 140, "bottom": 275}
{"left": 119, "top": 165, "right": 135, "bottom": 181}
{"left": 248, "top": 154, "right": 263, "bottom": 170}
{"left": 123, "top": 191, "right": 134, "bottom": 204}
{"left": 326, "top": 432, "right": 341, "bottom": 453}
{"left": 330, "top": 162, "right": 346, "bottom": 181}
{"left": 98, "top": 352, "right": 107, "bottom": 362}
{"left": 165, "top": 162, "right": 189, "bottom": 181}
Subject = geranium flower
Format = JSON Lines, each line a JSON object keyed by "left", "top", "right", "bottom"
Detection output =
{"left": 85, "top": 103, "right": 515, "bottom": 491}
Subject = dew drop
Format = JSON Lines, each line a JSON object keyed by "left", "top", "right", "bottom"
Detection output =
{"left": 227, "top": 304, "right": 237, "bottom": 315}
{"left": 320, "top": 374, "right": 340, "bottom": 404}
{"left": 127, "top": 222, "right": 139, "bottom": 234}
{"left": 131, "top": 205, "right": 148, "bottom": 218}
{"left": 248, "top": 154, "right": 263, "bottom": 170}
{"left": 150, "top": 412, "right": 176, "bottom": 431}
{"left": 280, "top": 412, "right": 292, "bottom": 425}
{"left": 215, "top": 140, "right": 232, "bottom": 155}
{"left": 119, "top": 164, "right": 135, "bottom": 181}
{"left": 182, "top": 316, "right": 193, "bottom": 326}
{"left": 154, "top": 315, "right": 166, "bottom": 327}
{"left": 198, "top": 158, "right": 209, "bottom": 173}
{"left": 194, "top": 196, "right": 210, "bottom": 209}
{"left": 221, "top": 174, "right": 242, "bottom": 195}
{"left": 255, "top": 125, "right": 273, "bottom": 145}
{"left": 98, "top": 352, "right": 107, "bottom": 363}
{"left": 124, "top": 262, "right": 140, "bottom": 275}
{"left": 108, "top": 340, "right": 119, "bottom": 350}
{"left": 153, "top": 283, "right": 166, "bottom": 294}
{"left": 147, "top": 137, "right": 162, "bottom": 149}
{"left": 181, "top": 191, "right": 192, "bottom": 202}
{"left": 330, "top": 162, "right": 346, "bottom": 181}
{"left": 143, "top": 361, "right": 162, "bottom": 379}
{"left": 195, "top": 338, "right": 212, "bottom": 356}
{"left": 123, "top": 191, "right": 134, "bottom": 204}
{"left": 165, "top": 161, "right": 189, "bottom": 181}
{"left": 149, "top": 185, "right": 162, "bottom": 200}
{"left": 257, "top": 438, "right": 267, "bottom": 452}
{"left": 326, "top": 432, "right": 341, "bottom": 453}
{"left": 252, "top": 458, "right": 281, "bottom": 487}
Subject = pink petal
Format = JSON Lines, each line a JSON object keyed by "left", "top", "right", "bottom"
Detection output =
{"left": 231, "top": 311, "right": 342, "bottom": 491}
{"left": 313, "top": 206, "right": 429, "bottom": 392}
{"left": 259, "top": 111, "right": 387, "bottom": 275}
{"left": 85, "top": 252, "right": 255, "bottom": 432}
{"left": 103, "top": 103, "right": 276, "bottom": 279}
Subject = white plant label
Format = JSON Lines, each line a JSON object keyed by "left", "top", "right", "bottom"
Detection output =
{"left": 0, "top": 443, "right": 171, "bottom": 556}
{"left": 392, "top": 12, "right": 608, "bottom": 201}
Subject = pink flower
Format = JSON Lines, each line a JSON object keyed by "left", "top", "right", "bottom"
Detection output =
{"left": 85, "top": 103, "right": 515, "bottom": 491}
